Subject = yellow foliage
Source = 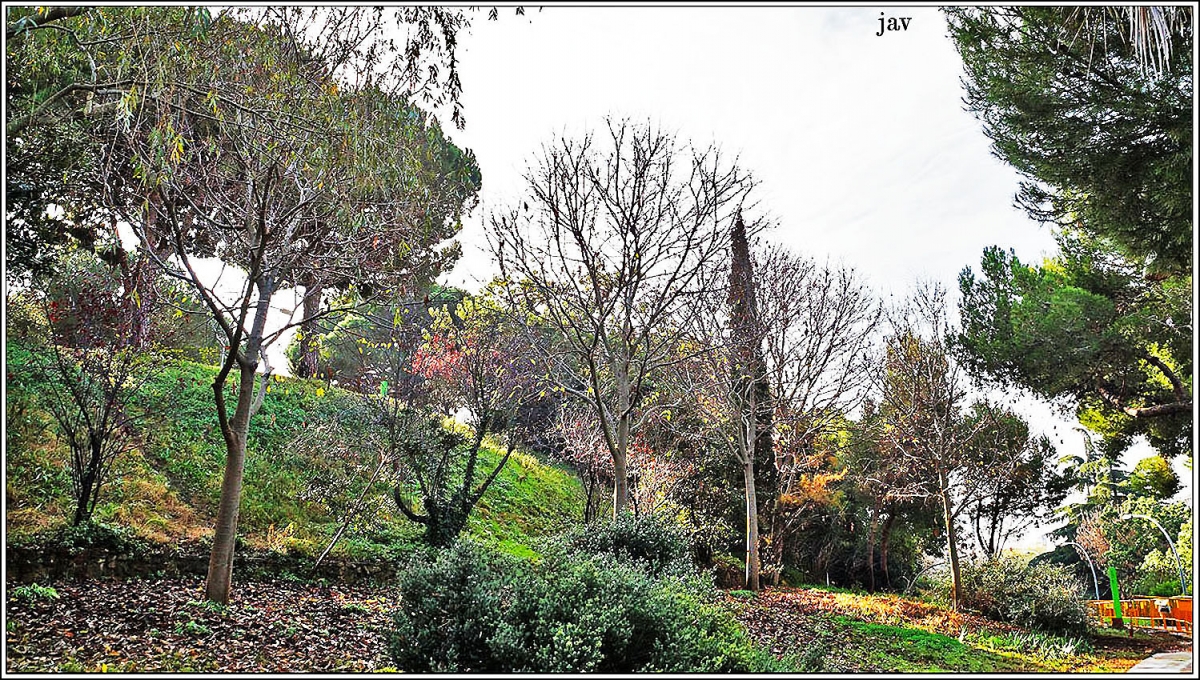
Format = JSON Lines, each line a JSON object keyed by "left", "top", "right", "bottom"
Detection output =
{"left": 780, "top": 469, "right": 848, "bottom": 509}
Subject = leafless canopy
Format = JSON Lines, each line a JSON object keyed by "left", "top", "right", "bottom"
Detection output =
{"left": 489, "top": 117, "right": 756, "bottom": 515}
{"left": 756, "top": 246, "right": 881, "bottom": 475}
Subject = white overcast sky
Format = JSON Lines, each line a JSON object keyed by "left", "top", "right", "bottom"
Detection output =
{"left": 421, "top": 4, "right": 1190, "bottom": 548}
{"left": 440, "top": 5, "right": 1051, "bottom": 293}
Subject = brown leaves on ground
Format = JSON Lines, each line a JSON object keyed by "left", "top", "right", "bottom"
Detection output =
{"left": 724, "top": 586, "right": 996, "bottom": 670}
{"left": 729, "top": 586, "right": 1022, "bottom": 639}
{"left": 6, "top": 576, "right": 395, "bottom": 672}
{"left": 1086, "top": 628, "right": 1193, "bottom": 672}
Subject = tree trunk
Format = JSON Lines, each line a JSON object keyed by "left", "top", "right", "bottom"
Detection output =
{"left": 987, "top": 506, "right": 1002, "bottom": 557}
{"left": 583, "top": 471, "right": 597, "bottom": 523}
{"left": 205, "top": 274, "right": 272, "bottom": 605}
{"left": 119, "top": 253, "right": 158, "bottom": 350}
{"left": 752, "top": 366, "right": 775, "bottom": 568}
{"left": 866, "top": 500, "right": 880, "bottom": 593}
{"left": 743, "top": 456, "right": 761, "bottom": 591}
{"left": 728, "top": 211, "right": 766, "bottom": 591}
{"left": 297, "top": 282, "right": 322, "bottom": 379}
{"left": 613, "top": 448, "right": 629, "bottom": 517}
{"left": 612, "top": 413, "right": 630, "bottom": 516}
{"left": 880, "top": 511, "right": 897, "bottom": 589}
{"left": 939, "top": 470, "right": 963, "bottom": 610}
{"left": 204, "top": 361, "right": 258, "bottom": 604}
{"left": 72, "top": 446, "right": 99, "bottom": 527}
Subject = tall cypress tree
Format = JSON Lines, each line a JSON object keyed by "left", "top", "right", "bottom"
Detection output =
{"left": 727, "top": 212, "right": 774, "bottom": 589}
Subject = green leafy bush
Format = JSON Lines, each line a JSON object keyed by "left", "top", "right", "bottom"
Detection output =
{"left": 793, "top": 640, "right": 830, "bottom": 672}
{"left": 950, "top": 554, "right": 1089, "bottom": 636}
{"left": 563, "top": 512, "right": 690, "bottom": 575}
{"left": 10, "top": 583, "right": 61, "bottom": 601}
{"left": 54, "top": 521, "right": 147, "bottom": 555}
{"left": 1139, "top": 579, "right": 1183, "bottom": 597}
{"left": 389, "top": 539, "right": 787, "bottom": 673}
{"left": 389, "top": 541, "right": 513, "bottom": 672}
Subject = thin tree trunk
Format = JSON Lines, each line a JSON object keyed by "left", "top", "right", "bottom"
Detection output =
{"left": 583, "top": 471, "right": 596, "bottom": 523}
{"left": 205, "top": 274, "right": 272, "bottom": 605}
{"left": 743, "top": 455, "right": 761, "bottom": 591}
{"left": 939, "top": 470, "right": 963, "bottom": 610}
{"left": 866, "top": 500, "right": 880, "bottom": 593}
{"left": 73, "top": 461, "right": 97, "bottom": 526}
{"left": 974, "top": 502, "right": 988, "bottom": 556}
{"left": 988, "top": 507, "right": 1002, "bottom": 557}
{"left": 314, "top": 455, "right": 389, "bottom": 569}
{"left": 205, "top": 361, "right": 257, "bottom": 604}
{"left": 613, "top": 413, "right": 630, "bottom": 516}
{"left": 297, "top": 282, "right": 322, "bottom": 379}
{"left": 752, "top": 368, "right": 774, "bottom": 576}
{"left": 119, "top": 253, "right": 158, "bottom": 350}
{"left": 880, "top": 511, "right": 897, "bottom": 589}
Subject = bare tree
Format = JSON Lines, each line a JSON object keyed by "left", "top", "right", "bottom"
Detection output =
{"left": 297, "top": 289, "right": 534, "bottom": 553}
{"left": 673, "top": 306, "right": 763, "bottom": 589}
{"left": 667, "top": 235, "right": 881, "bottom": 590}
{"left": 755, "top": 245, "right": 881, "bottom": 582}
{"left": 667, "top": 216, "right": 768, "bottom": 590}
{"left": 489, "top": 117, "right": 755, "bottom": 517}
{"left": 726, "top": 213, "right": 769, "bottom": 590}
{"left": 843, "top": 405, "right": 935, "bottom": 592}
{"left": 555, "top": 401, "right": 614, "bottom": 523}
{"left": 964, "top": 415, "right": 1065, "bottom": 558}
{"left": 872, "top": 283, "right": 997, "bottom": 610}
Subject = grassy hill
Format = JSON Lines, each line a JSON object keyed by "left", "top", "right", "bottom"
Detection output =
{"left": 5, "top": 343, "right": 585, "bottom": 560}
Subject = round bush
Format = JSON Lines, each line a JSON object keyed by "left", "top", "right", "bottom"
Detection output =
{"left": 950, "top": 554, "right": 1090, "bottom": 636}
{"left": 388, "top": 541, "right": 515, "bottom": 672}
{"left": 388, "top": 538, "right": 786, "bottom": 673}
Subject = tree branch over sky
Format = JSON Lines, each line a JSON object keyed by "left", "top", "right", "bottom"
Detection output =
{"left": 490, "top": 117, "right": 756, "bottom": 517}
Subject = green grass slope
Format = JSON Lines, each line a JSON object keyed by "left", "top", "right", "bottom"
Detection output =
{"left": 5, "top": 343, "right": 585, "bottom": 560}
{"left": 727, "top": 587, "right": 1183, "bottom": 673}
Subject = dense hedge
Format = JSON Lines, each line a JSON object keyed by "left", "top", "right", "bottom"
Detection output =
{"left": 389, "top": 538, "right": 788, "bottom": 673}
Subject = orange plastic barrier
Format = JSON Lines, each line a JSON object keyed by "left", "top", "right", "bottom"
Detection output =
{"left": 1088, "top": 596, "right": 1192, "bottom": 636}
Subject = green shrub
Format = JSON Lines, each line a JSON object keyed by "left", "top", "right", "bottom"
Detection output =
{"left": 11, "top": 583, "right": 61, "bottom": 601}
{"left": 389, "top": 541, "right": 515, "bottom": 672}
{"left": 951, "top": 554, "right": 1089, "bottom": 636}
{"left": 389, "top": 538, "right": 787, "bottom": 673}
{"left": 563, "top": 513, "right": 690, "bottom": 575}
{"left": 780, "top": 565, "right": 806, "bottom": 587}
{"left": 793, "top": 640, "right": 830, "bottom": 672}
{"left": 1131, "top": 546, "right": 1187, "bottom": 596}
{"left": 54, "top": 521, "right": 147, "bottom": 555}
{"left": 1140, "top": 579, "right": 1183, "bottom": 597}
